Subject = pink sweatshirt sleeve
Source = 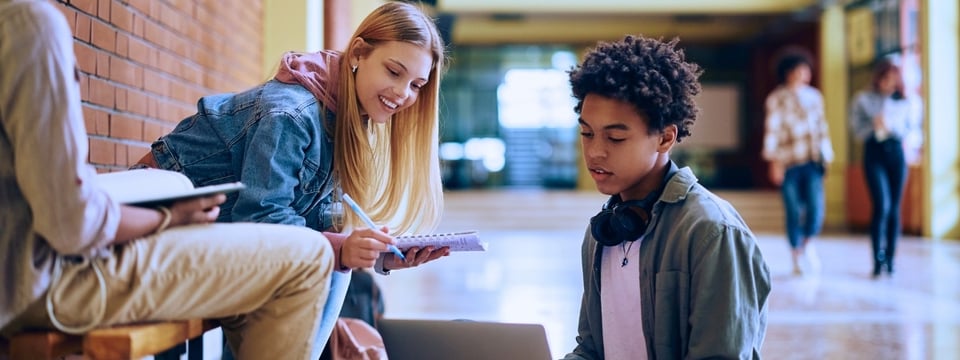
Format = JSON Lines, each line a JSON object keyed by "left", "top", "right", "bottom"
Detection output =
{"left": 322, "top": 231, "right": 351, "bottom": 273}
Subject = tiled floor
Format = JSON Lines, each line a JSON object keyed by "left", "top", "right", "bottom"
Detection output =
{"left": 378, "top": 190, "right": 960, "bottom": 360}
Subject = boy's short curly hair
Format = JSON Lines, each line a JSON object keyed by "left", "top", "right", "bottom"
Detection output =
{"left": 569, "top": 35, "right": 703, "bottom": 142}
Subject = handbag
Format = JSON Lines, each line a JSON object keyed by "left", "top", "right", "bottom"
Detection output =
{"left": 329, "top": 317, "right": 388, "bottom": 360}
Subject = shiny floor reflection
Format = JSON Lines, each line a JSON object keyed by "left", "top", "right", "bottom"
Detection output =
{"left": 378, "top": 190, "right": 960, "bottom": 360}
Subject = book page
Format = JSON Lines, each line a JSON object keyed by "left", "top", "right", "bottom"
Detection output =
{"left": 96, "top": 169, "right": 244, "bottom": 207}
{"left": 394, "top": 230, "right": 486, "bottom": 252}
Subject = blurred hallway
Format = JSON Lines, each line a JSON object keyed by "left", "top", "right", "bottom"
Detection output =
{"left": 379, "top": 190, "right": 960, "bottom": 360}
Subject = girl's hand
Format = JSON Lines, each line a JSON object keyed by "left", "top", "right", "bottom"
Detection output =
{"left": 168, "top": 194, "right": 225, "bottom": 227}
{"left": 341, "top": 226, "right": 395, "bottom": 269}
{"left": 768, "top": 162, "right": 785, "bottom": 186}
{"left": 383, "top": 246, "right": 450, "bottom": 270}
{"left": 873, "top": 114, "right": 887, "bottom": 131}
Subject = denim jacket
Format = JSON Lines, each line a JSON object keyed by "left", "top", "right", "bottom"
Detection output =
{"left": 150, "top": 80, "right": 338, "bottom": 231}
{"left": 563, "top": 167, "right": 771, "bottom": 360}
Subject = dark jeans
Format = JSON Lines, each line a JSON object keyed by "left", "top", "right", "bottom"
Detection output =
{"left": 781, "top": 161, "right": 825, "bottom": 249}
{"left": 863, "top": 138, "right": 907, "bottom": 265}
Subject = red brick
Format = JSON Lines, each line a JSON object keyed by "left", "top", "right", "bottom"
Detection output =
{"left": 88, "top": 138, "right": 115, "bottom": 165}
{"left": 168, "top": 0, "right": 193, "bottom": 17}
{"left": 93, "top": 108, "right": 110, "bottom": 135}
{"left": 90, "top": 19, "right": 116, "bottom": 51}
{"left": 110, "top": 58, "right": 142, "bottom": 88}
{"left": 146, "top": 97, "right": 158, "bottom": 118}
{"left": 142, "top": 20, "right": 167, "bottom": 50}
{"left": 168, "top": 35, "right": 188, "bottom": 59}
{"left": 156, "top": 51, "right": 180, "bottom": 77}
{"left": 95, "top": 51, "right": 110, "bottom": 77}
{"left": 143, "top": 120, "right": 166, "bottom": 142}
{"left": 127, "top": 144, "right": 150, "bottom": 166}
{"left": 69, "top": 0, "right": 97, "bottom": 15}
{"left": 82, "top": 106, "right": 97, "bottom": 134}
{"left": 111, "top": 2, "right": 134, "bottom": 33}
{"left": 116, "top": 143, "right": 130, "bottom": 166}
{"left": 127, "top": 37, "right": 154, "bottom": 67}
{"left": 96, "top": 0, "right": 110, "bottom": 21}
{"left": 159, "top": 100, "right": 180, "bottom": 121}
{"left": 125, "top": 89, "right": 148, "bottom": 116}
{"left": 74, "top": 12, "right": 91, "bottom": 42}
{"left": 87, "top": 77, "right": 115, "bottom": 108}
{"left": 110, "top": 114, "right": 143, "bottom": 140}
{"left": 78, "top": 73, "right": 90, "bottom": 102}
{"left": 182, "top": 20, "right": 200, "bottom": 43}
{"left": 114, "top": 88, "right": 128, "bottom": 111}
{"left": 132, "top": 14, "right": 144, "bottom": 37}
{"left": 181, "top": 62, "right": 201, "bottom": 84}
{"left": 74, "top": 43, "right": 97, "bottom": 74}
{"left": 158, "top": 3, "right": 182, "bottom": 34}
{"left": 127, "top": 0, "right": 149, "bottom": 16}
{"left": 143, "top": 71, "right": 169, "bottom": 97}
{"left": 115, "top": 32, "right": 129, "bottom": 57}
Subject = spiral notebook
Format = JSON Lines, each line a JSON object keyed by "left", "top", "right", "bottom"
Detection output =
{"left": 395, "top": 230, "right": 486, "bottom": 252}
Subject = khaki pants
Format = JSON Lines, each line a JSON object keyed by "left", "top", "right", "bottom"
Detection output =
{"left": 4, "top": 223, "right": 333, "bottom": 360}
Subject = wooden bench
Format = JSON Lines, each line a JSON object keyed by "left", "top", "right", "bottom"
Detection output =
{"left": 2, "top": 319, "right": 216, "bottom": 360}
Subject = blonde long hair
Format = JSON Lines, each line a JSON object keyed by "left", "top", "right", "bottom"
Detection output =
{"left": 334, "top": 2, "right": 445, "bottom": 235}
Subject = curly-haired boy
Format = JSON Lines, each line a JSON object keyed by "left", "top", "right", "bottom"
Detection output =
{"left": 562, "top": 35, "right": 771, "bottom": 360}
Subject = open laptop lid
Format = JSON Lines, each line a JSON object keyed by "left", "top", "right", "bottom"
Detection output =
{"left": 378, "top": 319, "right": 552, "bottom": 360}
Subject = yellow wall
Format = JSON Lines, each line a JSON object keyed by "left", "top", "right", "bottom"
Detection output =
{"left": 262, "top": 0, "right": 323, "bottom": 79}
{"left": 259, "top": 0, "right": 419, "bottom": 84}
{"left": 351, "top": 0, "right": 385, "bottom": 33}
{"left": 923, "top": 0, "right": 960, "bottom": 239}
{"left": 820, "top": 4, "right": 849, "bottom": 230}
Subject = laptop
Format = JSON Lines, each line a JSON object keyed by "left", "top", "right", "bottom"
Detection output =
{"left": 377, "top": 318, "right": 553, "bottom": 360}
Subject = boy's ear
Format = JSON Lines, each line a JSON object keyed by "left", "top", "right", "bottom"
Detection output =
{"left": 658, "top": 125, "right": 678, "bottom": 153}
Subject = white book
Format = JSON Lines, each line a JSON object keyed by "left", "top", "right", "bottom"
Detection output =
{"left": 394, "top": 230, "right": 486, "bottom": 252}
{"left": 96, "top": 169, "right": 245, "bottom": 207}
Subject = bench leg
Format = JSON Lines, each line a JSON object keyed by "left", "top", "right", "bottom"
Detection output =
{"left": 153, "top": 343, "right": 184, "bottom": 360}
{"left": 187, "top": 336, "right": 204, "bottom": 360}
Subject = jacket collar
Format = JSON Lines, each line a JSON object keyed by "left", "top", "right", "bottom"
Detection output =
{"left": 658, "top": 164, "right": 697, "bottom": 205}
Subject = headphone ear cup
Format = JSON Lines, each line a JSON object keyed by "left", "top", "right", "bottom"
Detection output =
{"left": 590, "top": 210, "right": 623, "bottom": 246}
{"left": 590, "top": 203, "right": 649, "bottom": 246}
{"left": 611, "top": 205, "right": 647, "bottom": 241}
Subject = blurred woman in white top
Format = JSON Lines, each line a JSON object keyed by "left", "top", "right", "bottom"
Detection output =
{"left": 849, "top": 58, "right": 918, "bottom": 278}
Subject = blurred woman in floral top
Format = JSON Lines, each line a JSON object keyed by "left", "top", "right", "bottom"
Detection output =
{"left": 762, "top": 47, "right": 834, "bottom": 276}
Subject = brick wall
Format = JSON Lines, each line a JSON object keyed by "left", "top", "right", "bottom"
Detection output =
{"left": 54, "top": 0, "right": 264, "bottom": 171}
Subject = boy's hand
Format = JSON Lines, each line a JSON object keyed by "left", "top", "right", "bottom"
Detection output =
{"left": 341, "top": 227, "right": 394, "bottom": 269}
{"left": 383, "top": 246, "right": 450, "bottom": 270}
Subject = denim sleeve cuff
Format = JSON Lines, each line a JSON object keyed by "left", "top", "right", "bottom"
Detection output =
{"left": 374, "top": 254, "right": 391, "bottom": 275}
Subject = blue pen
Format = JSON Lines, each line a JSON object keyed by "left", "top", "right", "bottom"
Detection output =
{"left": 342, "top": 193, "right": 406, "bottom": 261}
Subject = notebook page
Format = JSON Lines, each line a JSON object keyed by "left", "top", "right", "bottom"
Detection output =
{"left": 395, "top": 230, "right": 486, "bottom": 252}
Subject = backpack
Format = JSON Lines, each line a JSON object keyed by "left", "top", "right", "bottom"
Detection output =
{"left": 320, "top": 269, "right": 387, "bottom": 360}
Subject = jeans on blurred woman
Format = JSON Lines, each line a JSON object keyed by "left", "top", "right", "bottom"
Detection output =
{"left": 781, "top": 161, "right": 825, "bottom": 274}
{"left": 863, "top": 137, "right": 907, "bottom": 276}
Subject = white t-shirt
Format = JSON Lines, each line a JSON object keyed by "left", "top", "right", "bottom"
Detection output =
{"left": 600, "top": 238, "right": 648, "bottom": 360}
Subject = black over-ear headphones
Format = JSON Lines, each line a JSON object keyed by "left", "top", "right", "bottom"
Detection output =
{"left": 590, "top": 162, "right": 680, "bottom": 246}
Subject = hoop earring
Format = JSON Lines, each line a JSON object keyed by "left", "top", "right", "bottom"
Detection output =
{"left": 351, "top": 64, "right": 358, "bottom": 73}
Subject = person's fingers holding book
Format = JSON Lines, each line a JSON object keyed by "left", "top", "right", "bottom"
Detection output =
{"left": 383, "top": 246, "right": 450, "bottom": 270}
{"left": 168, "top": 194, "right": 225, "bottom": 226}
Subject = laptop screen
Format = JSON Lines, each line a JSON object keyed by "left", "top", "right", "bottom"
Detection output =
{"left": 378, "top": 319, "right": 552, "bottom": 360}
